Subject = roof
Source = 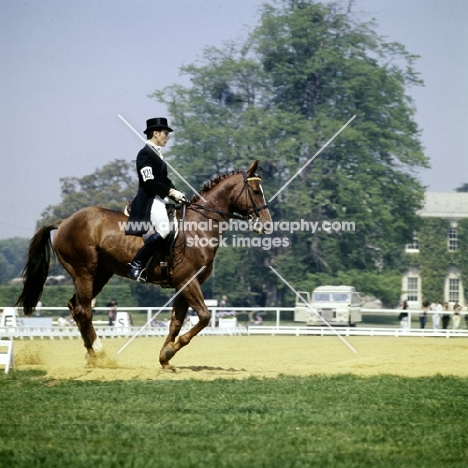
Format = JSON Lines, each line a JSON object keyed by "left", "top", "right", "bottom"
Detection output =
{"left": 418, "top": 192, "right": 468, "bottom": 219}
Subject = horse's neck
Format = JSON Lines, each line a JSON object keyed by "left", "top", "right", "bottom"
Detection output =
{"left": 184, "top": 177, "right": 238, "bottom": 229}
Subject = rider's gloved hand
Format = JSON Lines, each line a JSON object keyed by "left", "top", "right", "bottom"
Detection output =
{"left": 168, "top": 188, "right": 187, "bottom": 203}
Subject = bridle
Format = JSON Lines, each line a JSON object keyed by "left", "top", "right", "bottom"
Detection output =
{"left": 170, "top": 171, "right": 268, "bottom": 267}
{"left": 186, "top": 170, "right": 268, "bottom": 222}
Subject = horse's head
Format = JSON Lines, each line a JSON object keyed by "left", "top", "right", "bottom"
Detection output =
{"left": 231, "top": 160, "right": 272, "bottom": 234}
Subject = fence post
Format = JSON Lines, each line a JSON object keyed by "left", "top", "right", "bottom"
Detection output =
{"left": 276, "top": 309, "right": 280, "bottom": 327}
{"left": 211, "top": 309, "right": 216, "bottom": 329}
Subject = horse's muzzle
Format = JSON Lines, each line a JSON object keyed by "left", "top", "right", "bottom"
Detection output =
{"left": 252, "top": 218, "right": 264, "bottom": 235}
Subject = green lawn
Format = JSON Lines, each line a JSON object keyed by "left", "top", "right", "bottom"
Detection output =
{"left": 1, "top": 371, "right": 467, "bottom": 467}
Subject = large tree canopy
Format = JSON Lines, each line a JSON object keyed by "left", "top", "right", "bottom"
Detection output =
{"left": 0, "top": 237, "right": 28, "bottom": 284}
{"left": 151, "top": 0, "right": 429, "bottom": 305}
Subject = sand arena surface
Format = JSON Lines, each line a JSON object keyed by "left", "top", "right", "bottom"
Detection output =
{"left": 12, "top": 335, "right": 468, "bottom": 381}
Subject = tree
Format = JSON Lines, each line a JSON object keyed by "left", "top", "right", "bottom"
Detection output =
{"left": 151, "top": 0, "right": 429, "bottom": 305}
{"left": 0, "top": 237, "right": 29, "bottom": 284}
{"left": 38, "top": 159, "right": 137, "bottom": 227}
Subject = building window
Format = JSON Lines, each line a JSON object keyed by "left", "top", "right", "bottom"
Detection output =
{"left": 449, "top": 278, "right": 460, "bottom": 302}
{"left": 448, "top": 227, "right": 459, "bottom": 251}
{"left": 407, "top": 277, "right": 419, "bottom": 302}
{"left": 405, "top": 232, "right": 419, "bottom": 252}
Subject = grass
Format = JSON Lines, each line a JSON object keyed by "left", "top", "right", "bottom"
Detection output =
{"left": 1, "top": 371, "right": 468, "bottom": 467}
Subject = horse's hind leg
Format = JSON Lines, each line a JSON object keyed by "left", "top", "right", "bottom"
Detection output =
{"left": 68, "top": 274, "right": 102, "bottom": 357}
{"left": 67, "top": 267, "right": 113, "bottom": 357}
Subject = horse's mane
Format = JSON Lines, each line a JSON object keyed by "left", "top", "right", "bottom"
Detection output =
{"left": 190, "top": 169, "right": 243, "bottom": 203}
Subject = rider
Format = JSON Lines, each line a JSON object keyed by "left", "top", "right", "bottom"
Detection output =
{"left": 125, "top": 117, "right": 187, "bottom": 282}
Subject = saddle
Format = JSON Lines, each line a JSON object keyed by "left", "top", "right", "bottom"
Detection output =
{"left": 124, "top": 201, "right": 183, "bottom": 288}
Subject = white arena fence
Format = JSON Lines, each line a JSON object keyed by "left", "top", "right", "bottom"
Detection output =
{"left": 1, "top": 307, "right": 468, "bottom": 340}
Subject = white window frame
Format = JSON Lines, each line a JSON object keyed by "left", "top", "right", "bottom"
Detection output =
{"left": 448, "top": 227, "right": 459, "bottom": 251}
{"left": 405, "top": 232, "right": 419, "bottom": 253}
{"left": 448, "top": 278, "right": 460, "bottom": 303}
{"left": 407, "top": 277, "right": 419, "bottom": 302}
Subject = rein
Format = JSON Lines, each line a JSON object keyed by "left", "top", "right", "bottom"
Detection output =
{"left": 186, "top": 171, "right": 268, "bottom": 222}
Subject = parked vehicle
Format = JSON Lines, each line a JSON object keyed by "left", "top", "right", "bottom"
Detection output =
{"left": 294, "top": 285, "right": 362, "bottom": 326}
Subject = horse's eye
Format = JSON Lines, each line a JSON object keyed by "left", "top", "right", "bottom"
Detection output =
{"left": 253, "top": 190, "right": 260, "bottom": 195}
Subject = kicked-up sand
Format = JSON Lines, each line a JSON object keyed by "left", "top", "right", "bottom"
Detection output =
{"left": 11, "top": 335, "right": 468, "bottom": 381}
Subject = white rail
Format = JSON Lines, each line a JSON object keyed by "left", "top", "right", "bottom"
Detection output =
{"left": 1, "top": 306, "right": 467, "bottom": 340}
{"left": 0, "top": 324, "right": 247, "bottom": 340}
{"left": 247, "top": 326, "right": 468, "bottom": 338}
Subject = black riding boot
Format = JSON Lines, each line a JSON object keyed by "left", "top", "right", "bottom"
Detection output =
{"left": 127, "top": 233, "right": 164, "bottom": 283}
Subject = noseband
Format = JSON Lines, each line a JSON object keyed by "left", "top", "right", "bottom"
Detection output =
{"left": 232, "top": 171, "right": 269, "bottom": 220}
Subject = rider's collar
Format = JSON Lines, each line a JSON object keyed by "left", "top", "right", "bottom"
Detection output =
{"left": 146, "top": 140, "right": 164, "bottom": 160}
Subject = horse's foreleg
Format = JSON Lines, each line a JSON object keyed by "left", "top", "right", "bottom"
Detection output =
{"left": 159, "top": 295, "right": 188, "bottom": 368}
{"left": 175, "top": 312, "right": 210, "bottom": 349}
{"left": 159, "top": 283, "right": 211, "bottom": 368}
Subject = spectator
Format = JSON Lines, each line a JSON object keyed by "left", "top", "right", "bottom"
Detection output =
{"left": 398, "top": 300, "right": 409, "bottom": 330}
{"left": 430, "top": 300, "right": 441, "bottom": 330}
{"left": 453, "top": 302, "right": 462, "bottom": 330}
{"left": 253, "top": 313, "right": 263, "bottom": 326}
{"left": 57, "top": 312, "right": 70, "bottom": 327}
{"left": 441, "top": 302, "right": 451, "bottom": 330}
{"left": 107, "top": 299, "right": 117, "bottom": 326}
{"left": 419, "top": 299, "right": 429, "bottom": 329}
{"left": 151, "top": 318, "right": 169, "bottom": 328}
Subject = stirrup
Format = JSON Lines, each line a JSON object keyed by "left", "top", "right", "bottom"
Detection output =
{"left": 127, "top": 264, "right": 148, "bottom": 284}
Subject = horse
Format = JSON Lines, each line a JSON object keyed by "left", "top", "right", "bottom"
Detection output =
{"left": 16, "top": 160, "right": 272, "bottom": 368}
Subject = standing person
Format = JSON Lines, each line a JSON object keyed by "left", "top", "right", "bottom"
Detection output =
{"left": 430, "top": 300, "right": 441, "bottom": 331}
{"left": 219, "top": 295, "right": 228, "bottom": 310}
{"left": 453, "top": 302, "right": 462, "bottom": 330}
{"left": 57, "top": 312, "right": 71, "bottom": 327}
{"left": 419, "top": 299, "right": 429, "bottom": 329}
{"left": 125, "top": 118, "right": 187, "bottom": 283}
{"left": 398, "top": 300, "right": 409, "bottom": 330}
{"left": 107, "top": 299, "right": 117, "bottom": 326}
{"left": 441, "top": 302, "right": 451, "bottom": 330}
{"left": 253, "top": 313, "right": 263, "bottom": 326}
{"left": 217, "top": 295, "right": 228, "bottom": 322}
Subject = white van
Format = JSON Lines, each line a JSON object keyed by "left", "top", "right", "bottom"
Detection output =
{"left": 294, "top": 285, "right": 362, "bottom": 326}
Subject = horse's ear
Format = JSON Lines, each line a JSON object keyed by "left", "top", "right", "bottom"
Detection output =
{"left": 247, "top": 160, "right": 259, "bottom": 177}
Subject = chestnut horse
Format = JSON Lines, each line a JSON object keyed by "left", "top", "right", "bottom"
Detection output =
{"left": 16, "top": 160, "right": 272, "bottom": 368}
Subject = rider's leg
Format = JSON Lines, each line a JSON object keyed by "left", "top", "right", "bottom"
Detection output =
{"left": 127, "top": 196, "right": 171, "bottom": 283}
{"left": 127, "top": 232, "right": 164, "bottom": 282}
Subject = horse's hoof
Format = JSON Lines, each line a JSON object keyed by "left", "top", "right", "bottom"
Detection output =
{"left": 161, "top": 365, "right": 176, "bottom": 372}
{"left": 85, "top": 350, "right": 117, "bottom": 369}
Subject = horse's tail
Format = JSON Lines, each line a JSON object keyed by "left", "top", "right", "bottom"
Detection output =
{"left": 15, "top": 222, "right": 60, "bottom": 315}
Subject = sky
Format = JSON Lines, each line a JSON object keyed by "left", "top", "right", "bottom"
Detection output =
{"left": 1, "top": 0, "right": 467, "bottom": 240}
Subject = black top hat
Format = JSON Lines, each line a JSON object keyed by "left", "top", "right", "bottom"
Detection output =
{"left": 143, "top": 117, "right": 173, "bottom": 134}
